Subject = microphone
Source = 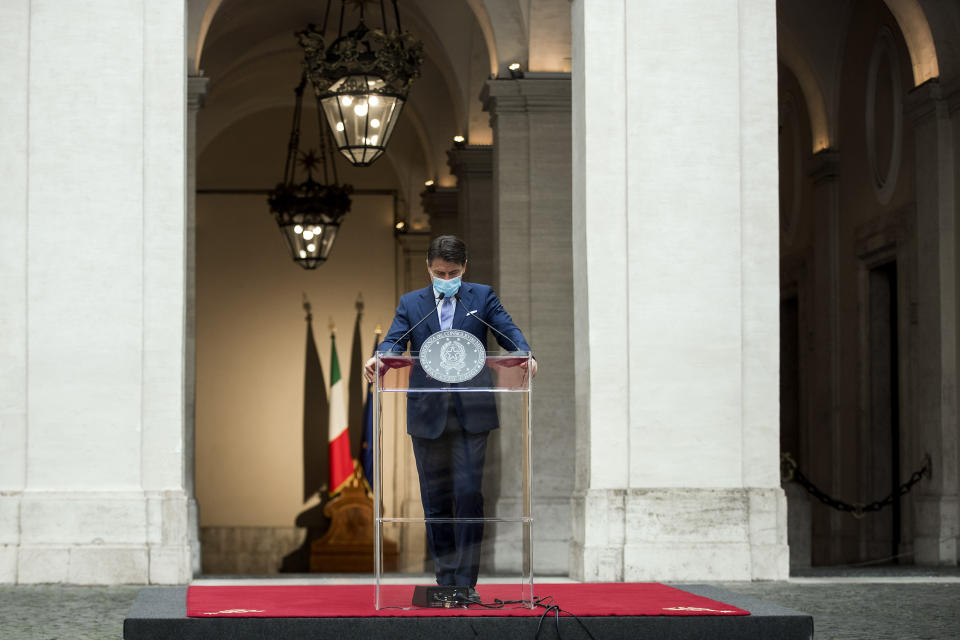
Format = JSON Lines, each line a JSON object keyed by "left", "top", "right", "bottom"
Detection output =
{"left": 455, "top": 293, "right": 525, "bottom": 353}
{"left": 387, "top": 292, "right": 445, "bottom": 353}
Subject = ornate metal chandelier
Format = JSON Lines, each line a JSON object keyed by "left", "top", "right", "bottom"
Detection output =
{"left": 298, "top": 0, "right": 423, "bottom": 167}
{"left": 268, "top": 72, "right": 353, "bottom": 269}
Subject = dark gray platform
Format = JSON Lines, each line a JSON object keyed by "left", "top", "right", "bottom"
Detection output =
{"left": 123, "top": 584, "right": 813, "bottom": 640}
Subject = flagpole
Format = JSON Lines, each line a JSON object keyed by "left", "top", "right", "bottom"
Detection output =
{"left": 349, "top": 293, "right": 366, "bottom": 469}
{"left": 360, "top": 323, "right": 382, "bottom": 493}
{"left": 300, "top": 292, "right": 329, "bottom": 503}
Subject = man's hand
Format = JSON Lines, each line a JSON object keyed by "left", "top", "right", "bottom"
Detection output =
{"left": 363, "top": 356, "right": 378, "bottom": 383}
{"left": 520, "top": 358, "right": 538, "bottom": 379}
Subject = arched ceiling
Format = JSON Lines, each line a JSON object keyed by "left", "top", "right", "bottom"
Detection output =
{"left": 914, "top": 0, "right": 960, "bottom": 83}
{"left": 777, "top": 0, "right": 960, "bottom": 151}
{"left": 777, "top": 0, "right": 853, "bottom": 154}
{"left": 778, "top": 30, "right": 831, "bottom": 152}
{"left": 189, "top": 0, "right": 574, "bottom": 134}
{"left": 883, "top": 0, "right": 939, "bottom": 84}
{"left": 190, "top": 0, "right": 511, "bottom": 194}
{"left": 776, "top": 0, "right": 956, "bottom": 153}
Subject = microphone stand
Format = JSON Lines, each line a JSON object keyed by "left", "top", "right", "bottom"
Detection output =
{"left": 386, "top": 292, "right": 446, "bottom": 353}
{"left": 455, "top": 293, "right": 527, "bottom": 354}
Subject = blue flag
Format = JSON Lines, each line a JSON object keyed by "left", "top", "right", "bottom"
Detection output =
{"left": 360, "top": 332, "right": 380, "bottom": 485}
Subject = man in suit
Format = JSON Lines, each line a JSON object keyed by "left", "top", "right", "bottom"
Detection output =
{"left": 364, "top": 235, "right": 536, "bottom": 594}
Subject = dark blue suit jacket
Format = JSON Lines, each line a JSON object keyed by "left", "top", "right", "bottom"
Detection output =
{"left": 378, "top": 282, "right": 532, "bottom": 439}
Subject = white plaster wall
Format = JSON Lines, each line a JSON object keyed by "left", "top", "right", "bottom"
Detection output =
{"left": 738, "top": 0, "right": 782, "bottom": 492}
{"left": 27, "top": 0, "right": 143, "bottom": 489}
{"left": 571, "top": 0, "right": 787, "bottom": 580}
{"left": 193, "top": 194, "right": 398, "bottom": 528}
{"left": 625, "top": 0, "right": 745, "bottom": 488}
{"left": 0, "top": 0, "right": 190, "bottom": 584}
{"left": 572, "top": 0, "right": 629, "bottom": 497}
{"left": 0, "top": 0, "right": 30, "bottom": 583}
{"left": 528, "top": 0, "right": 572, "bottom": 72}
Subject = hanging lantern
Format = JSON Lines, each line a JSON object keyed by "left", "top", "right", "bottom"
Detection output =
{"left": 298, "top": 0, "right": 423, "bottom": 167}
{"left": 268, "top": 73, "right": 353, "bottom": 269}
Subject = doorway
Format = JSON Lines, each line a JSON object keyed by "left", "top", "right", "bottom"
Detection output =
{"left": 780, "top": 294, "right": 801, "bottom": 465}
{"left": 864, "top": 260, "right": 901, "bottom": 562}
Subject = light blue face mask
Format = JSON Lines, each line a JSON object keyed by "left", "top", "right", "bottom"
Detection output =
{"left": 433, "top": 276, "right": 462, "bottom": 298}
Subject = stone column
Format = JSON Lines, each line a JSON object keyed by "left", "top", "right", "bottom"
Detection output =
{"left": 0, "top": 0, "right": 191, "bottom": 584}
{"left": 448, "top": 145, "right": 494, "bottom": 287}
{"left": 905, "top": 80, "right": 959, "bottom": 565}
{"left": 0, "top": 0, "right": 29, "bottom": 584}
{"left": 395, "top": 232, "right": 431, "bottom": 295}
{"left": 420, "top": 186, "right": 459, "bottom": 237}
{"left": 806, "top": 150, "right": 844, "bottom": 564}
{"left": 186, "top": 74, "right": 209, "bottom": 576}
{"left": 570, "top": 0, "right": 787, "bottom": 580}
{"left": 393, "top": 233, "right": 431, "bottom": 571}
{"left": 482, "top": 74, "right": 574, "bottom": 574}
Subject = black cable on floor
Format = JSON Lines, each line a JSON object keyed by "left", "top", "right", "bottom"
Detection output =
{"left": 397, "top": 592, "right": 599, "bottom": 639}
{"left": 489, "top": 595, "right": 599, "bottom": 640}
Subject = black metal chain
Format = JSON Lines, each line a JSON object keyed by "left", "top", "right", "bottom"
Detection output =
{"left": 781, "top": 453, "right": 931, "bottom": 519}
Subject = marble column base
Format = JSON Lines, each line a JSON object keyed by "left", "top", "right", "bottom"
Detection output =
{"left": 571, "top": 487, "right": 789, "bottom": 581}
{"left": 0, "top": 490, "right": 192, "bottom": 584}
{"left": 914, "top": 494, "right": 959, "bottom": 565}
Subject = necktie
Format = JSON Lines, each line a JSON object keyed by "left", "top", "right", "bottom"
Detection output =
{"left": 440, "top": 296, "right": 454, "bottom": 330}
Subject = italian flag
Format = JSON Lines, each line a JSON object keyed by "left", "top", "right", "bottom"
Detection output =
{"left": 328, "top": 334, "right": 353, "bottom": 494}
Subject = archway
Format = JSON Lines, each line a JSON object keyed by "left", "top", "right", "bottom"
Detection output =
{"left": 187, "top": 0, "right": 497, "bottom": 574}
{"left": 882, "top": 0, "right": 939, "bottom": 84}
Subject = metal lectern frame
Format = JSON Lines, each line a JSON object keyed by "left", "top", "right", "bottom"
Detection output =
{"left": 373, "top": 351, "right": 533, "bottom": 610}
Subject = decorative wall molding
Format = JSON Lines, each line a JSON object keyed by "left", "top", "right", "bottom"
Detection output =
{"left": 779, "top": 91, "right": 804, "bottom": 243}
{"left": 865, "top": 26, "right": 903, "bottom": 206}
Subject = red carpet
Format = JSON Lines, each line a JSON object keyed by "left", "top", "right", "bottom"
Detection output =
{"left": 187, "top": 583, "right": 750, "bottom": 618}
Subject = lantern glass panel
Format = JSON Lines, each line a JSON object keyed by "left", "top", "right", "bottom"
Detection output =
{"left": 278, "top": 220, "right": 341, "bottom": 269}
{"left": 319, "top": 224, "right": 338, "bottom": 257}
{"left": 321, "top": 74, "right": 404, "bottom": 166}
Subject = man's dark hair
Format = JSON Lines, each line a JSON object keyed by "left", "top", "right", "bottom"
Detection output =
{"left": 427, "top": 235, "right": 468, "bottom": 266}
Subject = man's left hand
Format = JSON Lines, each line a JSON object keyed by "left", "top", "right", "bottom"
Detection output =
{"left": 521, "top": 358, "right": 538, "bottom": 379}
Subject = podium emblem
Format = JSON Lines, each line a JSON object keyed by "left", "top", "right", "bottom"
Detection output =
{"left": 419, "top": 329, "right": 485, "bottom": 383}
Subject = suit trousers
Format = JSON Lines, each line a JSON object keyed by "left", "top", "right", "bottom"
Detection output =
{"left": 410, "top": 400, "right": 488, "bottom": 587}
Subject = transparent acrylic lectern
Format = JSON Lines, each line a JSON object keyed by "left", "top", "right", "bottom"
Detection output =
{"left": 373, "top": 351, "right": 533, "bottom": 609}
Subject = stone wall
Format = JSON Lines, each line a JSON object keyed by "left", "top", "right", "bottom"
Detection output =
{"left": 569, "top": 0, "right": 788, "bottom": 581}
{"left": 201, "top": 527, "right": 305, "bottom": 575}
{"left": 0, "top": 0, "right": 191, "bottom": 585}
